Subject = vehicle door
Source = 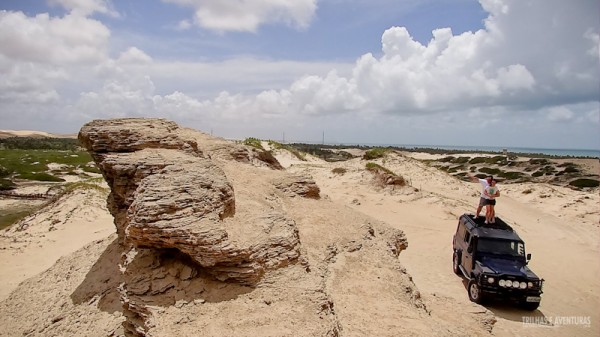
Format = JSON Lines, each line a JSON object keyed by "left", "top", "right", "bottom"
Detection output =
{"left": 461, "top": 231, "right": 474, "bottom": 275}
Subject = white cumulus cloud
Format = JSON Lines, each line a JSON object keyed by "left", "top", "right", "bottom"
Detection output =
{"left": 161, "top": 0, "right": 317, "bottom": 32}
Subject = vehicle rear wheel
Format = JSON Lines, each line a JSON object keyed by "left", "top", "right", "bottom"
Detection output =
{"left": 468, "top": 279, "right": 484, "bottom": 304}
{"left": 452, "top": 252, "right": 462, "bottom": 276}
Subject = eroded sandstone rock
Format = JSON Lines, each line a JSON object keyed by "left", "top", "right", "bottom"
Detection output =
{"left": 79, "top": 118, "right": 301, "bottom": 336}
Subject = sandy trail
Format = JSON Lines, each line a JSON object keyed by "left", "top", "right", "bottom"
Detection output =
{"left": 283, "top": 151, "right": 600, "bottom": 337}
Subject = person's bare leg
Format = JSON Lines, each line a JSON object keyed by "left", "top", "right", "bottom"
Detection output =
{"left": 475, "top": 198, "right": 483, "bottom": 218}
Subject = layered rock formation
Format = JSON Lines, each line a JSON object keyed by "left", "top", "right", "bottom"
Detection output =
{"left": 79, "top": 118, "right": 304, "bottom": 335}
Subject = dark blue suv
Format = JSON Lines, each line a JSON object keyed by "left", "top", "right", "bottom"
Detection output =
{"left": 452, "top": 214, "right": 544, "bottom": 310}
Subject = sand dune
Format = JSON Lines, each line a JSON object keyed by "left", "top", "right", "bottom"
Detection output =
{"left": 0, "top": 141, "right": 598, "bottom": 336}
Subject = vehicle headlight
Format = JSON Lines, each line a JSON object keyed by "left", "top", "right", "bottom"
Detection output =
{"left": 528, "top": 282, "right": 534, "bottom": 288}
{"left": 512, "top": 280, "right": 520, "bottom": 288}
{"left": 487, "top": 277, "right": 495, "bottom": 284}
{"left": 520, "top": 282, "right": 527, "bottom": 289}
{"left": 499, "top": 279, "right": 506, "bottom": 287}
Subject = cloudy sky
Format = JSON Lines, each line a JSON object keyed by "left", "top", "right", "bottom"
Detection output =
{"left": 1, "top": 0, "right": 598, "bottom": 149}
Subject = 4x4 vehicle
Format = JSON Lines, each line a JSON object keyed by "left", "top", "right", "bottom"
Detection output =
{"left": 452, "top": 214, "right": 544, "bottom": 310}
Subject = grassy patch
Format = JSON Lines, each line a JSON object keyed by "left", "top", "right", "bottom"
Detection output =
{"left": 498, "top": 171, "right": 525, "bottom": 180}
{"left": 469, "top": 156, "right": 508, "bottom": 165}
{"left": 363, "top": 148, "right": 389, "bottom": 160}
{"left": 569, "top": 179, "right": 599, "bottom": 189}
{"left": 0, "top": 178, "right": 16, "bottom": 191}
{"left": 62, "top": 181, "right": 109, "bottom": 194}
{"left": 0, "top": 209, "right": 37, "bottom": 230}
{"left": 480, "top": 167, "right": 502, "bottom": 175}
{"left": 0, "top": 149, "right": 93, "bottom": 175}
{"left": 17, "top": 172, "right": 65, "bottom": 182}
{"left": 366, "top": 162, "right": 397, "bottom": 176}
{"left": 243, "top": 137, "right": 263, "bottom": 150}
{"left": 332, "top": 167, "right": 347, "bottom": 175}
{"left": 82, "top": 165, "right": 102, "bottom": 174}
{"left": 268, "top": 140, "right": 306, "bottom": 161}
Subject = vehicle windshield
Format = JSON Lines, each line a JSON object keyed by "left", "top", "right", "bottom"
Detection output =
{"left": 476, "top": 238, "right": 525, "bottom": 257}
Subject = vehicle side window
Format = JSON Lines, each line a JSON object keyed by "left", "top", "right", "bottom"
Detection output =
{"left": 464, "top": 231, "right": 471, "bottom": 243}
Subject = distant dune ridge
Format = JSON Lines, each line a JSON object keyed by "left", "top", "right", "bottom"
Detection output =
{"left": 0, "top": 129, "right": 78, "bottom": 139}
{"left": 0, "top": 118, "right": 598, "bottom": 337}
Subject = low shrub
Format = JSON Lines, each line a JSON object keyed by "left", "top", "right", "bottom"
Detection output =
{"left": 522, "top": 189, "right": 533, "bottom": 194}
{"left": 363, "top": 148, "right": 389, "bottom": 160}
{"left": 18, "top": 172, "right": 65, "bottom": 182}
{"left": 439, "top": 156, "right": 455, "bottom": 163}
{"left": 480, "top": 167, "right": 501, "bottom": 175}
{"left": 332, "top": 167, "right": 347, "bottom": 175}
{"left": 0, "top": 178, "right": 16, "bottom": 191}
{"left": 498, "top": 171, "right": 524, "bottom": 180}
{"left": 532, "top": 171, "right": 544, "bottom": 177}
{"left": 469, "top": 157, "right": 487, "bottom": 164}
{"left": 366, "top": 162, "right": 395, "bottom": 175}
{"left": 243, "top": 137, "right": 263, "bottom": 150}
{"left": 569, "top": 179, "right": 599, "bottom": 189}
{"left": 82, "top": 165, "right": 102, "bottom": 174}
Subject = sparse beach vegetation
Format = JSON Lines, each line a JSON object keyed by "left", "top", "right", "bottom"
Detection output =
{"left": 332, "top": 167, "right": 347, "bottom": 175}
{"left": 363, "top": 148, "right": 389, "bottom": 160}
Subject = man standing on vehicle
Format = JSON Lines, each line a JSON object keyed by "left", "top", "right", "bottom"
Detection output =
{"left": 468, "top": 174, "right": 494, "bottom": 219}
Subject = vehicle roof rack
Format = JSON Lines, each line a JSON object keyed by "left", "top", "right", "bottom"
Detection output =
{"left": 464, "top": 214, "right": 513, "bottom": 231}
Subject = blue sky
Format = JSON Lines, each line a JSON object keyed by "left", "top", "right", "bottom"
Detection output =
{"left": 0, "top": 0, "right": 598, "bottom": 150}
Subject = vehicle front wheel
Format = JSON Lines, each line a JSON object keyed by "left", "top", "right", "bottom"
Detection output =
{"left": 452, "top": 252, "right": 462, "bottom": 276}
{"left": 468, "top": 279, "right": 484, "bottom": 304}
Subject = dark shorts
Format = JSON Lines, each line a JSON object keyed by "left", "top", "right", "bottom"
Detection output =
{"left": 479, "top": 197, "right": 496, "bottom": 206}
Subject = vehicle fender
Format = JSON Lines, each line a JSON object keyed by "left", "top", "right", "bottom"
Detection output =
{"left": 455, "top": 250, "right": 462, "bottom": 264}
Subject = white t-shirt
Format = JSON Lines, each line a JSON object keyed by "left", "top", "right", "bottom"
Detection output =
{"left": 479, "top": 179, "right": 490, "bottom": 199}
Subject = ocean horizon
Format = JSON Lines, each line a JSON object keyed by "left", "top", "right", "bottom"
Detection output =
{"left": 393, "top": 144, "right": 600, "bottom": 158}
{"left": 281, "top": 140, "right": 599, "bottom": 158}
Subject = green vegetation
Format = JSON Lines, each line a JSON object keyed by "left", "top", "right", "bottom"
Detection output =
{"left": 569, "top": 179, "right": 599, "bottom": 189}
{"left": 366, "top": 162, "right": 395, "bottom": 176}
{"left": 287, "top": 143, "right": 355, "bottom": 162}
{"left": 479, "top": 167, "right": 502, "bottom": 175}
{"left": 268, "top": 140, "right": 307, "bottom": 161}
{"left": 366, "top": 162, "right": 406, "bottom": 186}
{"left": 0, "top": 137, "right": 79, "bottom": 150}
{"left": 243, "top": 137, "right": 263, "bottom": 150}
{"left": 0, "top": 208, "right": 37, "bottom": 230}
{"left": 363, "top": 148, "right": 389, "bottom": 160}
{"left": 468, "top": 156, "right": 508, "bottom": 165}
{"left": 332, "top": 167, "right": 347, "bottom": 175}
{"left": 18, "top": 172, "right": 65, "bottom": 182}
{"left": 0, "top": 178, "right": 16, "bottom": 191}
{"left": 0, "top": 138, "right": 98, "bottom": 188}
{"left": 0, "top": 149, "right": 93, "bottom": 181}
{"left": 497, "top": 171, "right": 525, "bottom": 180}
{"left": 62, "top": 180, "right": 108, "bottom": 194}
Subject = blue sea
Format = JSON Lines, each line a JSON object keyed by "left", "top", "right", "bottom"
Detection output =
{"left": 390, "top": 144, "right": 599, "bottom": 158}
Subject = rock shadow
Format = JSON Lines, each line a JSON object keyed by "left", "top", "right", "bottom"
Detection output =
{"left": 70, "top": 237, "right": 124, "bottom": 314}
{"left": 71, "top": 238, "right": 257, "bottom": 319}
{"left": 122, "top": 247, "right": 255, "bottom": 308}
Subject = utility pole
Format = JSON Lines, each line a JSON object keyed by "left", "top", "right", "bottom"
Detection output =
{"left": 322, "top": 131, "right": 325, "bottom": 145}
{"left": 283, "top": 132, "right": 285, "bottom": 144}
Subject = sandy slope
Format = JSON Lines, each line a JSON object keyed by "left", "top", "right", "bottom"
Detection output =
{"left": 279, "top": 150, "right": 599, "bottom": 337}
{"left": 0, "top": 188, "right": 115, "bottom": 301}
